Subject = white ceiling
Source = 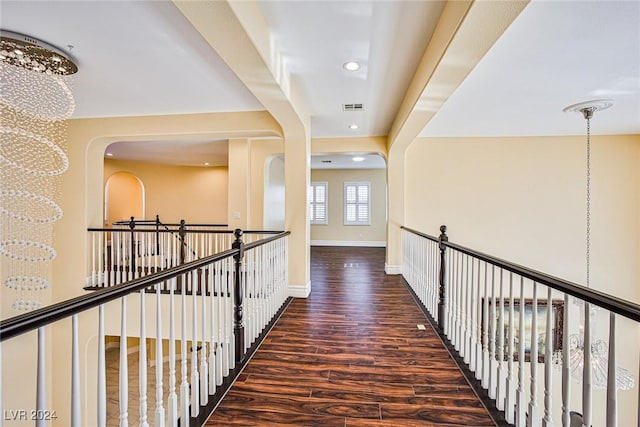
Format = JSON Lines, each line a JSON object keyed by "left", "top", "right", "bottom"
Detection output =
{"left": 1, "top": 0, "right": 638, "bottom": 164}
{"left": 0, "top": 1, "right": 264, "bottom": 117}
{"left": 259, "top": 1, "right": 445, "bottom": 138}
{"left": 311, "top": 153, "right": 386, "bottom": 170}
{"left": 421, "top": 0, "right": 640, "bottom": 138}
{"left": 105, "top": 139, "right": 228, "bottom": 168}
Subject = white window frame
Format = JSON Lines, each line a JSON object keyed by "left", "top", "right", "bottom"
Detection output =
{"left": 343, "top": 181, "right": 371, "bottom": 225}
{"left": 309, "top": 181, "right": 328, "bottom": 225}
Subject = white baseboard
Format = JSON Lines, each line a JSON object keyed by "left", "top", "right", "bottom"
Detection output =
{"left": 385, "top": 264, "right": 402, "bottom": 275}
{"left": 311, "top": 240, "right": 386, "bottom": 247}
{"left": 289, "top": 281, "right": 311, "bottom": 298}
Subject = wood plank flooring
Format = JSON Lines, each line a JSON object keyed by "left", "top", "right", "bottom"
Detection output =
{"left": 205, "top": 247, "right": 495, "bottom": 426}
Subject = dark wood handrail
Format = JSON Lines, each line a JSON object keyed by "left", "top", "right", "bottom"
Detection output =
{"left": 0, "top": 231, "right": 291, "bottom": 342}
{"left": 88, "top": 228, "right": 285, "bottom": 234}
{"left": 401, "top": 225, "right": 640, "bottom": 323}
{"left": 111, "top": 220, "right": 228, "bottom": 227}
{"left": 245, "top": 231, "right": 290, "bottom": 250}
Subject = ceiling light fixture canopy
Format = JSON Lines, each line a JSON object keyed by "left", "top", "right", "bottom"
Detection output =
{"left": 343, "top": 61, "right": 360, "bottom": 71}
{"left": 0, "top": 30, "right": 78, "bottom": 75}
{"left": 563, "top": 99, "right": 613, "bottom": 119}
{"left": 348, "top": 124, "right": 359, "bottom": 129}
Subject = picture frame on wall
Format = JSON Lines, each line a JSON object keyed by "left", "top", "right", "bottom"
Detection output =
{"left": 481, "top": 298, "right": 564, "bottom": 362}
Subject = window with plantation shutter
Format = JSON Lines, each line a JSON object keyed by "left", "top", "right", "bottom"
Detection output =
{"left": 309, "top": 182, "right": 328, "bottom": 225}
{"left": 344, "top": 181, "right": 370, "bottom": 225}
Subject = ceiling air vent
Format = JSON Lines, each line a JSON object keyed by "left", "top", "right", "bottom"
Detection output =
{"left": 321, "top": 160, "right": 332, "bottom": 163}
{"left": 342, "top": 103, "right": 364, "bottom": 112}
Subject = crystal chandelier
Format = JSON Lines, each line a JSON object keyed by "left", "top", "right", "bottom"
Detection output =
{"left": 555, "top": 99, "right": 634, "bottom": 390}
{"left": 0, "top": 30, "right": 77, "bottom": 310}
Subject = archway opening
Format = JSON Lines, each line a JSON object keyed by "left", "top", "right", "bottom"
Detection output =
{"left": 104, "top": 172, "right": 145, "bottom": 226}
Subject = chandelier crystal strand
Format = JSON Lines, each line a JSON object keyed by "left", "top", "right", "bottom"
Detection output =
{"left": 586, "top": 113, "right": 591, "bottom": 289}
{"left": 553, "top": 99, "right": 634, "bottom": 391}
{"left": 1, "top": 31, "right": 75, "bottom": 311}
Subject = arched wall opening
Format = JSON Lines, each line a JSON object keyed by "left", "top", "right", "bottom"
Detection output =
{"left": 264, "top": 154, "right": 285, "bottom": 230}
{"left": 104, "top": 171, "right": 145, "bottom": 226}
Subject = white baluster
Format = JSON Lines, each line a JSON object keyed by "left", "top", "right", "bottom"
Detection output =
{"left": 139, "top": 292, "right": 149, "bottom": 427}
{"left": 224, "top": 259, "right": 235, "bottom": 377}
{"left": 200, "top": 266, "right": 209, "bottom": 405}
{"left": 542, "top": 287, "right": 553, "bottom": 427}
{"left": 482, "top": 261, "right": 490, "bottom": 389}
{"left": 119, "top": 297, "right": 129, "bottom": 427}
{"left": 167, "top": 278, "right": 178, "bottom": 427}
{"left": 475, "top": 260, "right": 483, "bottom": 381}
{"left": 103, "top": 233, "right": 108, "bottom": 287}
{"left": 191, "top": 271, "right": 200, "bottom": 417}
{"left": 489, "top": 265, "right": 498, "bottom": 400}
{"left": 469, "top": 258, "right": 476, "bottom": 371}
{"left": 97, "top": 306, "right": 106, "bottom": 427}
{"left": 71, "top": 316, "right": 80, "bottom": 427}
{"left": 455, "top": 252, "right": 462, "bottom": 353}
{"left": 583, "top": 302, "right": 592, "bottom": 427}
{"left": 460, "top": 255, "right": 469, "bottom": 365}
{"left": 91, "top": 233, "right": 97, "bottom": 286}
{"left": 0, "top": 341, "right": 3, "bottom": 427}
{"left": 497, "top": 269, "right": 506, "bottom": 410}
{"left": 0, "top": 341, "right": 4, "bottom": 427}
{"left": 505, "top": 273, "right": 516, "bottom": 423}
{"left": 209, "top": 263, "right": 217, "bottom": 395}
{"left": 464, "top": 256, "right": 475, "bottom": 371}
{"left": 515, "top": 277, "right": 526, "bottom": 427}
{"left": 606, "top": 312, "right": 617, "bottom": 427}
{"left": 180, "top": 274, "right": 190, "bottom": 424}
{"left": 111, "top": 232, "right": 117, "bottom": 286}
{"left": 155, "top": 283, "right": 165, "bottom": 427}
{"left": 527, "top": 282, "right": 539, "bottom": 427}
{"left": 445, "top": 250, "right": 456, "bottom": 344}
{"left": 36, "top": 328, "right": 46, "bottom": 427}
{"left": 229, "top": 257, "right": 236, "bottom": 370}
{"left": 561, "top": 293, "right": 570, "bottom": 427}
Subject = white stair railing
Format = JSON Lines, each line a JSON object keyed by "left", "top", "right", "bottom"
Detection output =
{"left": 402, "top": 225, "right": 640, "bottom": 427}
{"left": 1, "top": 231, "right": 291, "bottom": 427}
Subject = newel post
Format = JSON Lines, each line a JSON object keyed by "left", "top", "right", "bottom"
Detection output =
{"left": 129, "top": 216, "right": 136, "bottom": 273}
{"left": 178, "top": 220, "right": 186, "bottom": 265}
{"left": 438, "top": 225, "right": 448, "bottom": 331}
{"left": 232, "top": 229, "right": 246, "bottom": 363}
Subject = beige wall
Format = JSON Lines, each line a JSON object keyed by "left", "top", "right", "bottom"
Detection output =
{"left": 404, "top": 134, "right": 640, "bottom": 426}
{"left": 405, "top": 134, "right": 640, "bottom": 302}
{"left": 104, "top": 159, "right": 228, "bottom": 225}
{"left": 310, "top": 169, "right": 387, "bottom": 244}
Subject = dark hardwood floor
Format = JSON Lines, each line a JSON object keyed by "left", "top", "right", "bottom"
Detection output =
{"left": 206, "top": 246, "right": 495, "bottom": 426}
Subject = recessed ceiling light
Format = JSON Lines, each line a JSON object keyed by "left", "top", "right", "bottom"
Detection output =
{"left": 352, "top": 156, "right": 365, "bottom": 162}
{"left": 204, "top": 162, "right": 210, "bottom": 166}
{"left": 348, "top": 124, "right": 359, "bottom": 130}
{"left": 105, "top": 152, "right": 113, "bottom": 157}
{"left": 343, "top": 61, "right": 360, "bottom": 71}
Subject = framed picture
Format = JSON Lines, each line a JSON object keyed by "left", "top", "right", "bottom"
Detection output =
{"left": 481, "top": 298, "right": 564, "bottom": 362}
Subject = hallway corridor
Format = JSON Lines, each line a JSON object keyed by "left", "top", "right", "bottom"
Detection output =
{"left": 206, "top": 247, "right": 495, "bottom": 426}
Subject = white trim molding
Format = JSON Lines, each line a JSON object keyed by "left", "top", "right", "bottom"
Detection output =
{"left": 385, "top": 263, "right": 402, "bottom": 275}
{"left": 289, "top": 281, "right": 311, "bottom": 298}
{"left": 311, "top": 240, "right": 386, "bottom": 247}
